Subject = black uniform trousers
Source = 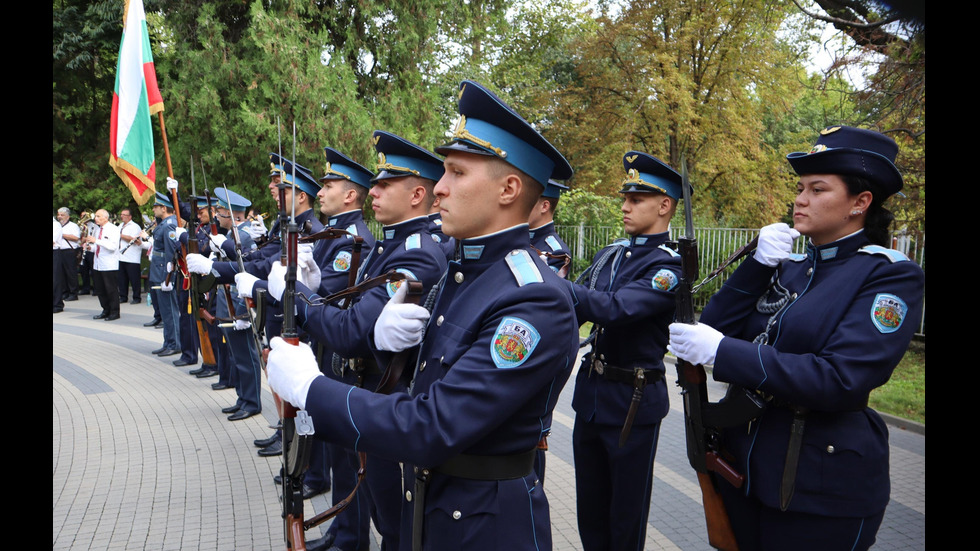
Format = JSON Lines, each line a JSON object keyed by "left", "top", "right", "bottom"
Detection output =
{"left": 92, "top": 269, "right": 120, "bottom": 317}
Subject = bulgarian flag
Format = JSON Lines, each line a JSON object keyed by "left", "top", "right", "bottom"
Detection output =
{"left": 109, "top": 0, "right": 164, "bottom": 206}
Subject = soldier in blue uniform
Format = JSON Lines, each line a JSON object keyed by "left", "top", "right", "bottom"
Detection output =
{"left": 202, "top": 187, "right": 266, "bottom": 421}
{"left": 529, "top": 179, "right": 571, "bottom": 279}
{"left": 293, "top": 146, "right": 378, "bottom": 551}
{"left": 183, "top": 194, "right": 225, "bottom": 379}
{"left": 567, "top": 151, "right": 684, "bottom": 551}
{"left": 147, "top": 190, "right": 183, "bottom": 358}
{"left": 186, "top": 155, "right": 326, "bottom": 423}
{"left": 265, "top": 79, "right": 579, "bottom": 551}
{"left": 426, "top": 205, "right": 455, "bottom": 261}
{"left": 526, "top": 178, "right": 572, "bottom": 485}
{"left": 667, "top": 126, "right": 924, "bottom": 551}
{"left": 268, "top": 131, "right": 448, "bottom": 551}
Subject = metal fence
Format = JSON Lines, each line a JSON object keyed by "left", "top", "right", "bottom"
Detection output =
{"left": 555, "top": 225, "right": 926, "bottom": 337}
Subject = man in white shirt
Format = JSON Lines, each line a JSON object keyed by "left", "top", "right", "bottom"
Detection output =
{"left": 53, "top": 218, "right": 65, "bottom": 313}
{"left": 116, "top": 208, "right": 144, "bottom": 304}
{"left": 55, "top": 207, "right": 82, "bottom": 301}
{"left": 85, "top": 209, "right": 121, "bottom": 320}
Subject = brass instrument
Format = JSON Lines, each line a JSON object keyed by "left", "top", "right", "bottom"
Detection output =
{"left": 76, "top": 211, "right": 93, "bottom": 266}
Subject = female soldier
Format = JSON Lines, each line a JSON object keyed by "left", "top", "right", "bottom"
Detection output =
{"left": 668, "top": 125, "right": 923, "bottom": 550}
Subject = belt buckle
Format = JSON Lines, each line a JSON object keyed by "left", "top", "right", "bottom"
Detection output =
{"left": 592, "top": 358, "right": 604, "bottom": 375}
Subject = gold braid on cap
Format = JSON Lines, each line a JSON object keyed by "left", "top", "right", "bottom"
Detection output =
{"left": 622, "top": 168, "right": 667, "bottom": 194}
{"left": 322, "top": 162, "right": 352, "bottom": 181}
{"left": 376, "top": 153, "right": 420, "bottom": 176}
{"left": 451, "top": 116, "right": 507, "bottom": 158}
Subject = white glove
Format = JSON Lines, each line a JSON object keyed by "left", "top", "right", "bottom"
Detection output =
{"left": 233, "top": 319, "right": 251, "bottom": 331}
{"left": 235, "top": 272, "right": 259, "bottom": 299}
{"left": 160, "top": 280, "right": 174, "bottom": 292}
{"left": 266, "top": 336, "right": 323, "bottom": 410}
{"left": 175, "top": 226, "right": 187, "bottom": 240}
{"left": 185, "top": 253, "right": 214, "bottom": 275}
{"left": 668, "top": 322, "right": 725, "bottom": 366}
{"left": 374, "top": 283, "right": 430, "bottom": 352}
{"left": 166, "top": 262, "right": 173, "bottom": 273}
{"left": 753, "top": 223, "right": 800, "bottom": 267}
{"left": 210, "top": 233, "right": 227, "bottom": 251}
{"left": 268, "top": 262, "right": 288, "bottom": 302}
{"left": 166, "top": 177, "right": 178, "bottom": 191}
{"left": 297, "top": 244, "right": 321, "bottom": 292}
{"left": 247, "top": 216, "right": 266, "bottom": 239}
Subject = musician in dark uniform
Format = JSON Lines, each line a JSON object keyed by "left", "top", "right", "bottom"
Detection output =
{"left": 265, "top": 80, "right": 579, "bottom": 551}
{"left": 668, "top": 126, "right": 924, "bottom": 551}
{"left": 568, "top": 151, "right": 684, "bottom": 551}
{"left": 268, "top": 131, "right": 448, "bottom": 551}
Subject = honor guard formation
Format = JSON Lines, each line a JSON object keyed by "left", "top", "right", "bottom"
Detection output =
{"left": 54, "top": 81, "right": 922, "bottom": 551}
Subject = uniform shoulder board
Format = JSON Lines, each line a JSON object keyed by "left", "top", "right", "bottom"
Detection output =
{"left": 858, "top": 245, "right": 910, "bottom": 263}
{"left": 346, "top": 224, "right": 359, "bottom": 237}
{"left": 545, "top": 235, "right": 562, "bottom": 252}
{"left": 658, "top": 244, "right": 680, "bottom": 257}
{"left": 405, "top": 233, "right": 421, "bottom": 250}
{"left": 505, "top": 249, "right": 543, "bottom": 286}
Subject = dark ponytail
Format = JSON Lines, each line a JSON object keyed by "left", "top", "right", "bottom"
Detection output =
{"left": 842, "top": 175, "right": 894, "bottom": 247}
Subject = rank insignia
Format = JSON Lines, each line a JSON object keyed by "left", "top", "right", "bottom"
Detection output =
{"left": 333, "top": 251, "right": 352, "bottom": 272}
{"left": 386, "top": 268, "right": 417, "bottom": 297}
{"left": 871, "top": 293, "right": 907, "bottom": 334}
{"left": 491, "top": 316, "right": 540, "bottom": 369}
{"left": 652, "top": 269, "right": 679, "bottom": 291}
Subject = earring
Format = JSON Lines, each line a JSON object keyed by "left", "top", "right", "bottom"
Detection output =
{"left": 851, "top": 210, "right": 863, "bottom": 215}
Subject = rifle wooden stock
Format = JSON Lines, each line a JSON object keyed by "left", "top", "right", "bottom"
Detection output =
{"left": 697, "top": 471, "right": 740, "bottom": 551}
{"left": 674, "top": 158, "right": 741, "bottom": 550}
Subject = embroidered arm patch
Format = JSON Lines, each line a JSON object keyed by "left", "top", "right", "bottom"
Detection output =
{"left": 871, "top": 293, "right": 907, "bottom": 333}
{"left": 652, "top": 269, "right": 679, "bottom": 291}
{"left": 491, "top": 316, "right": 540, "bottom": 368}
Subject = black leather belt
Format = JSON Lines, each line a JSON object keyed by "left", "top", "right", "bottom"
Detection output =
{"left": 590, "top": 359, "right": 664, "bottom": 385}
{"left": 412, "top": 448, "right": 537, "bottom": 550}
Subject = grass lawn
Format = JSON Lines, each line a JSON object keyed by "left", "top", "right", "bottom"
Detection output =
{"left": 870, "top": 338, "right": 925, "bottom": 425}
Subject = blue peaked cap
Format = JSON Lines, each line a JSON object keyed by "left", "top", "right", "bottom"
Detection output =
{"left": 435, "top": 80, "right": 573, "bottom": 188}
{"left": 153, "top": 191, "right": 174, "bottom": 209}
{"left": 786, "top": 125, "right": 903, "bottom": 197}
{"left": 320, "top": 147, "right": 374, "bottom": 190}
{"left": 213, "top": 188, "right": 252, "bottom": 211}
{"left": 193, "top": 195, "right": 217, "bottom": 209}
{"left": 619, "top": 151, "right": 687, "bottom": 200}
{"left": 270, "top": 153, "right": 321, "bottom": 197}
{"left": 542, "top": 179, "right": 569, "bottom": 199}
{"left": 371, "top": 131, "right": 445, "bottom": 183}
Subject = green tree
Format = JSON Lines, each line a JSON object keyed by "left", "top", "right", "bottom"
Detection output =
{"left": 545, "top": 0, "right": 805, "bottom": 227}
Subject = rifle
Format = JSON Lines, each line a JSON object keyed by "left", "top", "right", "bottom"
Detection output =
{"left": 265, "top": 120, "right": 313, "bottom": 551}
{"left": 186, "top": 157, "right": 218, "bottom": 360}
{"left": 201, "top": 180, "right": 239, "bottom": 324}
{"left": 672, "top": 155, "right": 742, "bottom": 551}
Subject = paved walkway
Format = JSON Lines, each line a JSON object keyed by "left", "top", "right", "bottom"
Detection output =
{"left": 53, "top": 293, "right": 925, "bottom": 550}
